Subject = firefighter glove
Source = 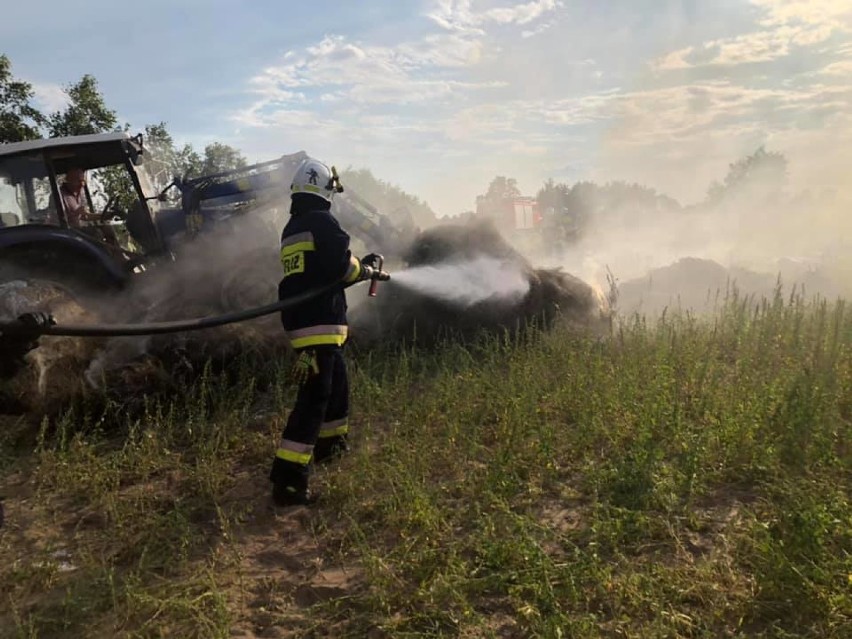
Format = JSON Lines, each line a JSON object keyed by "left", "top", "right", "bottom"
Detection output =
{"left": 288, "top": 350, "right": 319, "bottom": 386}
{"left": 361, "top": 253, "right": 382, "bottom": 269}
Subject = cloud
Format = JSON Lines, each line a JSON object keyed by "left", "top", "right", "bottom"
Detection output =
{"left": 227, "top": 0, "right": 851, "bottom": 215}
{"left": 237, "top": 31, "right": 504, "bottom": 124}
{"left": 426, "top": 0, "right": 562, "bottom": 32}
{"left": 652, "top": 0, "right": 851, "bottom": 70}
{"left": 594, "top": 77, "right": 852, "bottom": 203}
{"left": 636, "top": 0, "right": 852, "bottom": 202}
{"left": 484, "top": 0, "right": 563, "bottom": 25}
{"left": 753, "top": 0, "right": 852, "bottom": 29}
{"left": 235, "top": 0, "right": 567, "bottom": 137}
{"left": 521, "top": 19, "right": 557, "bottom": 38}
{"left": 30, "top": 82, "right": 67, "bottom": 113}
{"left": 822, "top": 59, "right": 852, "bottom": 76}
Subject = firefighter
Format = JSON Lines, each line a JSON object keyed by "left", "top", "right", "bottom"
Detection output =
{"left": 270, "top": 158, "right": 385, "bottom": 506}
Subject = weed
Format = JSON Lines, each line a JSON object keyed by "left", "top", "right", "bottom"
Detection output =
{"left": 1, "top": 292, "right": 850, "bottom": 637}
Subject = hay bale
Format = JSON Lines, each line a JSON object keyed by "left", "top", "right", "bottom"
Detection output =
{"left": 0, "top": 279, "right": 102, "bottom": 414}
{"left": 350, "top": 219, "right": 608, "bottom": 344}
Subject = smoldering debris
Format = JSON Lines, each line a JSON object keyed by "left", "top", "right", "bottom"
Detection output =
{"left": 0, "top": 212, "right": 288, "bottom": 414}
{"left": 76, "top": 212, "right": 289, "bottom": 398}
{"left": 0, "top": 279, "right": 101, "bottom": 413}
{"left": 349, "top": 220, "right": 609, "bottom": 344}
{"left": 615, "top": 256, "right": 844, "bottom": 315}
{"left": 1, "top": 215, "right": 606, "bottom": 415}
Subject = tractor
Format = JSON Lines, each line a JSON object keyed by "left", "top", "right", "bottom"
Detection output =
{"left": 0, "top": 132, "right": 416, "bottom": 307}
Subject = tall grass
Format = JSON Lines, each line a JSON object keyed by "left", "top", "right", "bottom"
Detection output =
{"left": 1, "top": 290, "right": 850, "bottom": 637}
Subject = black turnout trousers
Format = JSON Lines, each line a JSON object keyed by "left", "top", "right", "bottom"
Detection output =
{"left": 270, "top": 345, "right": 349, "bottom": 487}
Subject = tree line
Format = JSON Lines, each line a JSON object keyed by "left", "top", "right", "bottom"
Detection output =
{"left": 471, "top": 144, "right": 791, "bottom": 243}
{"left": 1, "top": 54, "right": 442, "bottom": 227}
{"left": 3, "top": 52, "right": 800, "bottom": 234}
{"left": 1, "top": 54, "right": 247, "bottom": 178}
{"left": 1, "top": 54, "right": 251, "bottom": 213}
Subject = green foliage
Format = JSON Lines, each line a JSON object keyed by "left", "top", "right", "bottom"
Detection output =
{"left": 341, "top": 166, "right": 437, "bottom": 229}
{"left": 143, "top": 121, "right": 203, "bottom": 196}
{"left": 199, "top": 142, "right": 247, "bottom": 176}
{"left": 1, "top": 292, "right": 850, "bottom": 637}
{"left": 532, "top": 178, "right": 682, "bottom": 242}
{"left": 483, "top": 176, "right": 521, "bottom": 201}
{"left": 46, "top": 74, "right": 118, "bottom": 137}
{"left": 95, "top": 165, "right": 138, "bottom": 216}
{"left": 143, "top": 126, "right": 246, "bottom": 204}
{"left": 38, "top": 73, "right": 142, "bottom": 216}
{"left": 0, "top": 58, "right": 246, "bottom": 215}
{"left": 707, "top": 146, "right": 789, "bottom": 203}
{"left": 0, "top": 54, "right": 46, "bottom": 143}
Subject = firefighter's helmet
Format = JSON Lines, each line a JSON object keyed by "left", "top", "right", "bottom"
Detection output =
{"left": 290, "top": 157, "right": 344, "bottom": 202}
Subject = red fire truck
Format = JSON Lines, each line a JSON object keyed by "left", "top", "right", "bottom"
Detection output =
{"left": 475, "top": 195, "right": 542, "bottom": 231}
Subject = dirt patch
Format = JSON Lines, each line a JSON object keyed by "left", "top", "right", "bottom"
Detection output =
{"left": 218, "top": 470, "right": 364, "bottom": 638}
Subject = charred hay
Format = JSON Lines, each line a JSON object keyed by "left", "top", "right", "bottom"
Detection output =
{"left": 349, "top": 219, "right": 608, "bottom": 344}
{"left": 2, "top": 219, "right": 606, "bottom": 416}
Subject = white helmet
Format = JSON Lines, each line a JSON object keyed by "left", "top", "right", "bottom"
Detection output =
{"left": 290, "top": 157, "right": 344, "bottom": 202}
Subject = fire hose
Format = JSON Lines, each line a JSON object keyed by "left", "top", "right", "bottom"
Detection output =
{"left": 0, "top": 267, "right": 389, "bottom": 340}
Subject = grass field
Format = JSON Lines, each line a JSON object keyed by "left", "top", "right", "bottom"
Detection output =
{"left": 0, "top": 288, "right": 850, "bottom": 638}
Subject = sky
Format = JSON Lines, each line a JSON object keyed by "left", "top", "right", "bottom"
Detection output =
{"left": 2, "top": 0, "right": 851, "bottom": 216}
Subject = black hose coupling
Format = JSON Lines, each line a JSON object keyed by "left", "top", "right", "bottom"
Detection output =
{"left": 0, "top": 313, "right": 55, "bottom": 379}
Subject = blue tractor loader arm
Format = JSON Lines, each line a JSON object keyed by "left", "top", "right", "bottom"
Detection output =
{"left": 161, "top": 151, "right": 416, "bottom": 257}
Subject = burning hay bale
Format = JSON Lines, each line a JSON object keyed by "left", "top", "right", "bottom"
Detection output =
{"left": 0, "top": 226, "right": 285, "bottom": 416}
{"left": 349, "top": 219, "right": 609, "bottom": 344}
{"left": 0, "top": 279, "right": 102, "bottom": 413}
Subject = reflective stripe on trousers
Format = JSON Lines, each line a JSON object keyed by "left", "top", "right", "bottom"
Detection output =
{"left": 319, "top": 417, "right": 348, "bottom": 439}
{"left": 275, "top": 439, "right": 314, "bottom": 465}
{"left": 287, "top": 324, "right": 348, "bottom": 349}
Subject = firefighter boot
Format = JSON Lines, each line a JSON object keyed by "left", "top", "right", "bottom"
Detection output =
{"left": 270, "top": 461, "right": 317, "bottom": 507}
{"left": 312, "top": 435, "right": 350, "bottom": 465}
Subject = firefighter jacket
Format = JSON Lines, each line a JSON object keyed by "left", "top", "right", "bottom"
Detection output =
{"left": 277, "top": 196, "right": 362, "bottom": 349}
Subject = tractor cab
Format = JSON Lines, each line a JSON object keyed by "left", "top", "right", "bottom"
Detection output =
{"left": 0, "top": 133, "right": 167, "bottom": 289}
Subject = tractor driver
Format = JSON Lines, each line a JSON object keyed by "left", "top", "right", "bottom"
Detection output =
{"left": 60, "top": 168, "right": 100, "bottom": 227}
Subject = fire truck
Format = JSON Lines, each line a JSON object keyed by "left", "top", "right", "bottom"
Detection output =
{"left": 475, "top": 195, "right": 542, "bottom": 232}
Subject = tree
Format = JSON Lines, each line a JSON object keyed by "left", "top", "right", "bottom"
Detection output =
{"left": 475, "top": 175, "right": 523, "bottom": 221}
{"left": 176, "top": 143, "right": 203, "bottom": 179}
{"left": 200, "top": 142, "right": 246, "bottom": 176}
{"left": 0, "top": 54, "right": 46, "bottom": 143}
{"left": 47, "top": 74, "right": 117, "bottom": 137}
{"left": 706, "top": 146, "right": 788, "bottom": 204}
{"left": 143, "top": 122, "right": 202, "bottom": 194}
{"left": 46, "top": 75, "right": 138, "bottom": 214}
{"left": 341, "top": 167, "right": 437, "bottom": 229}
{"left": 484, "top": 176, "right": 521, "bottom": 201}
{"left": 536, "top": 178, "right": 570, "bottom": 217}
{"left": 563, "top": 181, "right": 600, "bottom": 230}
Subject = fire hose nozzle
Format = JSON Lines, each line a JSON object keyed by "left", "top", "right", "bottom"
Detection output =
{"left": 367, "top": 255, "right": 388, "bottom": 297}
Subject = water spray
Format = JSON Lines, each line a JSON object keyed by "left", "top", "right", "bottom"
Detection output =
{"left": 389, "top": 256, "right": 530, "bottom": 308}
